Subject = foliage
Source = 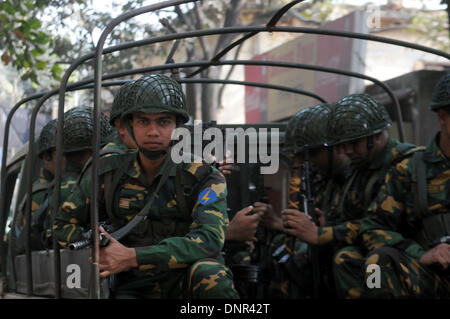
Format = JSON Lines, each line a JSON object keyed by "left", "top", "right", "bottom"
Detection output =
{"left": 408, "top": 8, "right": 449, "bottom": 52}
{"left": 0, "top": 0, "right": 86, "bottom": 85}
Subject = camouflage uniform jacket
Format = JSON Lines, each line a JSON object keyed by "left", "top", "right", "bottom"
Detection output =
{"left": 317, "top": 137, "right": 418, "bottom": 246}
{"left": 12, "top": 167, "right": 53, "bottom": 253}
{"left": 358, "top": 132, "right": 449, "bottom": 260}
{"left": 43, "top": 160, "right": 85, "bottom": 243}
{"left": 54, "top": 150, "right": 229, "bottom": 273}
{"left": 315, "top": 159, "right": 355, "bottom": 226}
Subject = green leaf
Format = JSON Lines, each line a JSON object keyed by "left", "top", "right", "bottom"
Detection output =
{"left": 29, "top": 17, "right": 41, "bottom": 29}
{"left": 31, "top": 48, "right": 44, "bottom": 57}
{"left": 51, "top": 63, "right": 63, "bottom": 76}
{"left": 35, "top": 60, "right": 47, "bottom": 70}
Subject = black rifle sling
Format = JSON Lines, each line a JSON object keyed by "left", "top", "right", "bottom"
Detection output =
{"left": 412, "top": 151, "right": 428, "bottom": 216}
{"left": 76, "top": 147, "right": 127, "bottom": 188}
{"left": 175, "top": 163, "right": 190, "bottom": 218}
{"left": 337, "top": 170, "right": 358, "bottom": 215}
{"left": 109, "top": 160, "right": 175, "bottom": 241}
{"left": 104, "top": 155, "right": 135, "bottom": 225}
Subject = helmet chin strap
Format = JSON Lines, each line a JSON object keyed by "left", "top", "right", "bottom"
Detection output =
{"left": 125, "top": 121, "right": 169, "bottom": 160}
{"left": 326, "top": 146, "right": 334, "bottom": 177}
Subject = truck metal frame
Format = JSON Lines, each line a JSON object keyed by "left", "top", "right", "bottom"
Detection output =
{"left": 0, "top": 0, "right": 448, "bottom": 299}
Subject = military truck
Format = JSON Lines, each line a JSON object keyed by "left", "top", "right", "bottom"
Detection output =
{"left": 0, "top": 0, "right": 448, "bottom": 299}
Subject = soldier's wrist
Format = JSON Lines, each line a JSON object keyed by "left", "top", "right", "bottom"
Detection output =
{"left": 317, "top": 226, "right": 334, "bottom": 245}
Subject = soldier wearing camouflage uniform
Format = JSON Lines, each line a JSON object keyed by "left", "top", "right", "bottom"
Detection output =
{"left": 282, "top": 94, "right": 419, "bottom": 298}
{"left": 43, "top": 106, "right": 114, "bottom": 248}
{"left": 266, "top": 103, "right": 352, "bottom": 298}
{"left": 12, "top": 119, "right": 61, "bottom": 254}
{"left": 54, "top": 74, "right": 238, "bottom": 299}
{"left": 334, "top": 73, "right": 450, "bottom": 298}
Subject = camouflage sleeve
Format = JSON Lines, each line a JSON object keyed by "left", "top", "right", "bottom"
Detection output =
{"left": 53, "top": 172, "right": 93, "bottom": 247}
{"left": 359, "top": 159, "right": 427, "bottom": 260}
{"left": 134, "top": 165, "right": 229, "bottom": 272}
{"left": 317, "top": 221, "right": 360, "bottom": 245}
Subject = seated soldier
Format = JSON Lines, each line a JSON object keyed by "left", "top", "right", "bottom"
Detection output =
{"left": 282, "top": 94, "right": 420, "bottom": 298}
{"left": 54, "top": 74, "right": 238, "bottom": 299}
{"left": 11, "top": 119, "right": 62, "bottom": 254}
{"left": 41, "top": 106, "right": 114, "bottom": 248}
{"left": 343, "top": 72, "right": 450, "bottom": 298}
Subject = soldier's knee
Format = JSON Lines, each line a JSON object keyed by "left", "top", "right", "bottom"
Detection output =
{"left": 187, "top": 258, "right": 238, "bottom": 299}
{"left": 333, "top": 246, "right": 363, "bottom": 266}
{"left": 365, "top": 246, "right": 400, "bottom": 267}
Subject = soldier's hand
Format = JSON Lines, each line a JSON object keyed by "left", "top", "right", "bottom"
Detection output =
{"left": 419, "top": 243, "right": 450, "bottom": 269}
{"left": 217, "top": 151, "right": 233, "bottom": 176}
{"left": 226, "top": 206, "right": 261, "bottom": 242}
{"left": 253, "top": 201, "right": 283, "bottom": 231}
{"left": 281, "top": 209, "right": 319, "bottom": 244}
{"left": 95, "top": 226, "right": 138, "bottom": 278}
{"left": 314, "top": 208, "right": 326, "bottom": 226}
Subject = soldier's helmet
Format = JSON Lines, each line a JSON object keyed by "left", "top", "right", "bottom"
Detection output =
{"left": 109, "top": 80, "right": 136, "bottom": 125}
{"left": 292, "top": 103, "right": 335, "bottom": 155}
{"left": 328, "top": 93, "right": 391, "bottom": 145}
{"left": 63, "top": 106, "right": 115, "bottom": 153}
{"left": 430, "top": 72, "right": 450, "bottom": 111}
{"left": 38, "top": 119, "right": 58, "bottom": 158}
{"left": 120, "top": 73, "right": 189, "bottom": 125}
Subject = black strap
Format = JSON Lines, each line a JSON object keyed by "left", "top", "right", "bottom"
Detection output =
{"left": 76, "top": 147, "right": 127, "bottom": 187}
{"left": 337, "top": 170, "right": 358, "bottom": 215}
{"left": 413, "top": 151, "right": 428, "bottom": 216}
{"left": 109, "top": 160, "right": 175, "bottom": 241}
{"left": 175, "top": 164, "right": 190, "bottom": 218}
{"left": 104, "top": 155, "right": 135, "bottom": 224}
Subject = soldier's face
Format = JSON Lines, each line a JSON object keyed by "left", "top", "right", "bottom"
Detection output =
{"left": 336, "top": 137, "right": 368, "bottom": 165}
{"left": 43, "top": 149, "right": 66, "bottom": 175}
{"left": 131, "top": 112, "right": 177, "bottom": 151}
{"left": 114, "top": 118, "right": 137, "bottom": 149}
{"left": 308, "top": 147, "right": 348, "bottom": 176}
{"left": 309, "top": 147, "right": 330, "bottom": 174}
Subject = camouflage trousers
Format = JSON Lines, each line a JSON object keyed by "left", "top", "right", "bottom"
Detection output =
{"left": 265, "top": 233, "right": 315, "bottom": 299}
{"left": 333, "top": 245, "right": 450, "bottom": 298}
{"left": 111, "top": 258, "right": 239, "bottom": 299}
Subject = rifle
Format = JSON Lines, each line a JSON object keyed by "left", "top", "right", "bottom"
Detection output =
{"left": 244, "top": 163, "right": 271, "bottom": 298}
{"left": 299, "top": 149, "right": 320, "bottom": 299}
{"left": 68, "top": 221, "right": 118, "bottom": 251}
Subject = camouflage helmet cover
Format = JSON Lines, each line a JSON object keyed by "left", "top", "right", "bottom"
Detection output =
{"left": 109, "top": 80, "right": 136, "bottom": 124}
{"left": 63, "top": 106, "right": 115, "bottom": 153}
{"left": 329, "top": 93, "right": 392, "bottom": 145}
{"left": 38, "top": 119, "right": 58, "bottom": 157}
{"left": 291, "top": 103, "right": 335, "bottom": 154}
{"left": 430, "top": 72, "right": 450, "bottom": 111}
{"left": 121, "top": 73, "right": 189, "bottom": 123}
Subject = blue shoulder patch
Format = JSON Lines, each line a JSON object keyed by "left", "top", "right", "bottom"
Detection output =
{"left": 198, "top": 188, "right": 218, "bottom": 205}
